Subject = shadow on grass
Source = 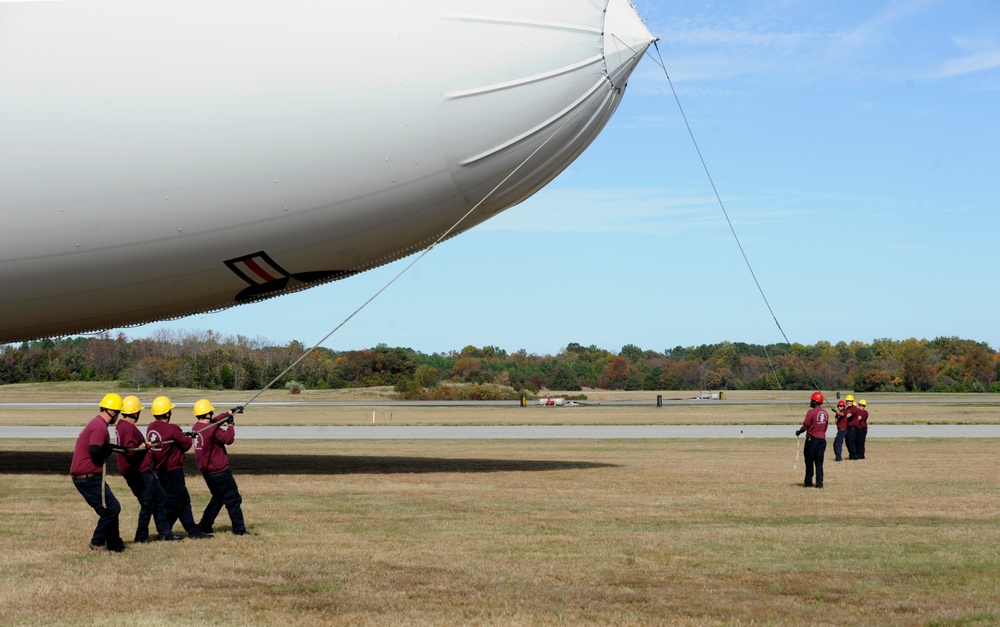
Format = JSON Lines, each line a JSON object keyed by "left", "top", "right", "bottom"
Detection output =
{"left": 0, "top": 451, "right": 617, "bottom": 475}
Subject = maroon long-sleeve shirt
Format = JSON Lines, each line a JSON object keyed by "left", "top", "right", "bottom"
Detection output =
{"left": 194, "top": 412, "right": 235, "bottom": 475}
{"left": 115, "top": 419, "right": 151, "bottom": 476}
{"left": 147, "top": 420, "right": 193, "bottom": 472}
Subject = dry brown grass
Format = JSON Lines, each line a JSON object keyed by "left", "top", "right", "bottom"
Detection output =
{"left": 1, "top": 437, "right": 999, "bottom": 625}
{"left": 3, "top": 401, "right": 998, "bottom": 428}
{"left": 2, "top": 383, "right": 999, "bottom": 427}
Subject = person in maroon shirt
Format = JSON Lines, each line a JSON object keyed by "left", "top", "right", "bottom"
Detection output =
{"left": 795, "top": 391, "right": 830, "bottom": 489}
{"left": 856, "top": 399, "right": 870, "bottom": 459}
{"left": 146, "top": 396, "right": 211, "bottom": 539}
{"left": 116, "top": 396, "right": 184, "bottom": 542}
{"left": 70, "top": 393, "right": 126, "bottom": 552}
{"left": 832, "top": 399, "right": 848, "bottom": 462}
{"left": 843, "top": 395, "right": 861, "bottom": 460}
{"left": 192, "top": 399, "right": 252, "bottom": 536}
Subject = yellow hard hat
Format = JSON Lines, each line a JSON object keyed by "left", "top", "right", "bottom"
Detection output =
{"left": 193, "top": 399, "right": 215, "bottom": 417}
{"left": 121, "top": 396, "right": 144, "bottom": 415}
{"left": 845, "top": 394, "right": 855, "bottom": 402}
{"left": 100, "top": 393, "right": 123, "bottom": 412}
{"left": 859, "top": 399, "right": 867, "bottom": 407}
{"left": 152, "top": 396, "right": 175, "bottom": 417}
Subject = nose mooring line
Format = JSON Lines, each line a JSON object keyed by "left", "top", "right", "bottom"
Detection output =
{"left": 649, "top": 40, "right": 821, "bottom": 392}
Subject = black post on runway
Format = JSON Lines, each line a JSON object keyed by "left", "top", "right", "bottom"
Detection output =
{"left": 656, "top": 394, "right": 662, "bottom": 408}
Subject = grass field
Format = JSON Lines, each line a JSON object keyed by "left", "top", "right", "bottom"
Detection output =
{"left": 1, "top": 384, "right": 999, "bottom": 625}
{"left": 2, "top": 382, "right": 999, "bottom": 427}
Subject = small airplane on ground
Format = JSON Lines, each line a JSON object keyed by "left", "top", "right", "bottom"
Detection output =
{"left": 0, "top": 0, "right": 654, "bottom": 343}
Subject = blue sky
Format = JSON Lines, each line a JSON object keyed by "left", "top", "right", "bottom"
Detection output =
{"left": 118, "top": 0, "right": 1000, "bottom": 356}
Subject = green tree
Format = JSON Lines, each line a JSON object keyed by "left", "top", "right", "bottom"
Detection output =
{"left": 414, "top": 365, "right": 440, "bottom": 389}
{"left": 898, "top": 338, "right": 934, "bottom": 392}
{"left": 547, "top": 364, "right": 581, "bottom": 391}
{"left": 620, "top": 344, "right": 644, "bottom": 363}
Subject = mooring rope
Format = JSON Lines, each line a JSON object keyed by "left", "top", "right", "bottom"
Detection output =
{"left": 648, "top": 40, "right": 822, "bottom": 394}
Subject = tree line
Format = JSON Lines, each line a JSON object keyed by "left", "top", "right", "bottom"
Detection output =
{"left": 1, "top": 331, "right": 998, "bottom": 398}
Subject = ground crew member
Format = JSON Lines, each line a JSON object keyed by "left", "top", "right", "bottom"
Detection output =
{"left": 795, "top": 391, "right": 829, "bottom": 489}
{"left": 70, "top": 393, "right": 127, "bottom": 552}
{"left": 193, "top": 399, "right": 252, "bottom": 536}
{"left": 116, "top": 396, "right": 184, "bottom": 542}
{"left": 843, "top": 394, "right": 860, "bottom": 460}
{"left": 146, "top": 396, "right": 212, "bottom": 539}
{"left": 856, "top": 399, "right": 869, "bottom": 459}
{"left": 832, "top": 399, "right": 848, "bottom": 461}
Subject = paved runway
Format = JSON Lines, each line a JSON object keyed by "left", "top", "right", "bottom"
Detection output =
{"left": 2, "top": 425, "right": 998, "bottom": 439}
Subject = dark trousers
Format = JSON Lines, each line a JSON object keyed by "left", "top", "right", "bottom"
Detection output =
{"left": 857, "top": 428, "right": 868, "bottom": 459}
{"left": 803, "top": 438, "right": 826, "bottom": 488}
{"left": 200, "top": 469, "right": 246, "bottom": 534}
{"left": 158, "top": 468, "right": 199, "bottom": 535}
{"left": 124, "top": 471, "right": 173, "bottom": 540}
{"left": 846, "top": 427, "right": 859, "bottom": 459}
{"left": 833, "top": 429, "right": 846, "bottom": 461}
{"left": 73, "top": 475, "right": 125, "bottom": 550}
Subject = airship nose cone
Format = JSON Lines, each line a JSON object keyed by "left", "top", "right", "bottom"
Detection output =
{"left": 603, "top": 0, "right": 656, "bottom": 87}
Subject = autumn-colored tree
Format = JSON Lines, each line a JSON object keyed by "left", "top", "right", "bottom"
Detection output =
{"left": 603, "top": 357, "right": 631, "bottom": 389}
{"left": 854, "top": 367, "right": 893, "bottom": 392}
{"left": 961, "top": 347, "right": 995, "bottom": 388}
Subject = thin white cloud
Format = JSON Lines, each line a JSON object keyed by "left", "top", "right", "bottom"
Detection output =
{"left": 645, "top": 0, "right": 948, "bottom": 86}
{"left": 929, "top": 48, "right": 1000, "bottom": 79}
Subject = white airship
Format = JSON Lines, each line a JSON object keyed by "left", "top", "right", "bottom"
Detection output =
{"left": 0, "top": 0, "right": 655, "bottom": 343}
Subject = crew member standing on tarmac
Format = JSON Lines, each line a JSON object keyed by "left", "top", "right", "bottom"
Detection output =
{"left": 856, "top": 399, "right": 869, "bottom": 459}
{"left": 146, "top": 396, "right": 212, "bottom": 539}
{"left": 193, "top": 399, "right": 253, "bottom": 536}
{"left": 70, "top": 393, "right": 127, "bottom": 552}
{"left": 832, "top": 399, "right": 848, "bottom": 462}
{"left": 796, "top": 391, "right": 830, "bottom": 489}
{"left": 843, "top": 394, "right": 861, "bottom": 460}
{"left": 116, "top": 396, "right": 184, "bottom": 542}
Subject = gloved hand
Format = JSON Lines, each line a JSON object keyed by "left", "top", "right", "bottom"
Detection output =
{"left": 183, "top": 431, "right": 196, "bottom": 438}
{"left": 795, "top": 429, "right": 802, "bottom": 437}
{"left": 222, "top": 414, "right": 235, "bottom": 425}
{"left": 230, "top": 405, "right": 244, "bottom": 414}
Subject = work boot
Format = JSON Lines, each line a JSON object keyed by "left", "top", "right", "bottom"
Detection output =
{"left": 157, "top": 533, "right": 185, "bottom": 542}
{"left": 198, "top": 524, "right": 214, "bottom": 535}
{"left": 134, "top": 536, "right": 152, "bottom": 544}
{"left": 188, "top": 531, "right": 213, "bottom": 540}
{"left": 232, "top": 529, "right": 256, "bottom": 536}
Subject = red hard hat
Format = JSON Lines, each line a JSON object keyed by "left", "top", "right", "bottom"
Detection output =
{"left": 810, "top": 391, "right": 824, "bottom": 404}
{"left": 837, "top": 400, "right": 846, "bottom": 408}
